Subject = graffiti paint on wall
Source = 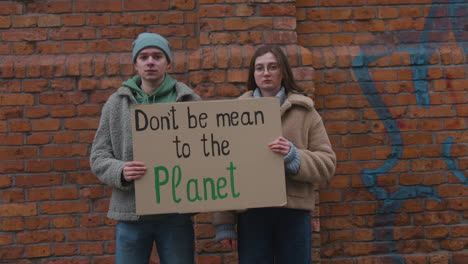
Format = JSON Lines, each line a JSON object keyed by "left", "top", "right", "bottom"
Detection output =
{"left": 352, "top": 0, "right": 467, "bottom": 262}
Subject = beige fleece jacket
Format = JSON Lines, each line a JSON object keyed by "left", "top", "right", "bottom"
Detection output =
{"left": 212, "top": 91, "right": 336, "bottom": 226}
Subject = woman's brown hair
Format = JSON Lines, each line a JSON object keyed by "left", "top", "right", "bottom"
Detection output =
{"left": 246, "top": 45, "right": 304, "bottom": 94}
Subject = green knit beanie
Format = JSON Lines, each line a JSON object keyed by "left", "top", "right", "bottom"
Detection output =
{"left": 132, "top": 33, "right": 172, "bottom": 63}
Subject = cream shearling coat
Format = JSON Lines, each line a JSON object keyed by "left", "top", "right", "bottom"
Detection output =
{"left": 213, "top": 91, "right": 336, "bottom": 226}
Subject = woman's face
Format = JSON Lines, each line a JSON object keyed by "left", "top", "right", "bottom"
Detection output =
{"left": 253, "top": 52, "right": 282, "bottom": 96}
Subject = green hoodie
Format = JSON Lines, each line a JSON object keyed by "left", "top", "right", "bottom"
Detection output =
{"left": 121, "top": 74, "right": 177, "bottom": 220}
{"left": 123, "top": 74, "right": 177, "bottom": 104}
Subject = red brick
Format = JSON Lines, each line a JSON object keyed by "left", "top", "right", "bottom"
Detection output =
{"left": 52, "top": 132, "right": 76, "bottom": 144}
{"left": 4, "top": 116, "right": 30, "bottom": 130}
{"left": 0, "top": 161, "right": 24, "bottom": 174}
{"left": 160, "top": 13, "right": 184, "bottom": 25}
{"left": 27, "top": 1, "right": 72, "bottom": 13}
{"left": 0, "top": 94, "right": 34, "bottom": 106}
{"left": 135, "top": 13, "right": 159, "bottom": 25}
{"left": 172, "top": 0, "right": 195, "bottom": 10}
{"left": 13, "top": 43, "right": 35, "bottom": 55}
{"left": 329, "top": 204, "right": 352, "bottom": 216}
{"left": 28, "top": 188, "right": 52, "bottom": 201}
{"left": 49, "top": 28, "right": 96, "bottom": 40}
{"left": 0, "top": 233, "right": 13, "bottom": 246}
{"left": 304, "top": 9, "right": 327, "bottom": 21}
{"left": 298, "top": 22, "right": 340, "bottom": 34}
{"left": 352, "top": 229, "right": 373, "bottom": 242}
{"left": 37, "top": 15, "right": 61, "bottom": 27}
{"left": 0, "top": 203, "right": 37, "bottom": 217}
{"left": 100, "top": 27, "right": 144, "bottom": 39}
{"left": 39, "top": 92, "right": 85, "bottom": 105}
{"left": 259, "top": 5, "right": 295, "bottom": 16}
{"left": 2, "top": 218, "right": 25, "bottom": 231}
{"left": 79, "top": 214, "right": 102, "bottom": 228}
{"left": 16, "top": 174, "right": 62, "bottom": 188}
{"left": 12, "top": 16, "right": 37, "bottom": 28}
{"left": 93, "top": 199, "right": 109, "bottom": 212}
{"left": 0, "top": 246, "right": 24, "bottom": 260}
{"left": 63, "top": 15, "right": 86, "bottom": 26}
{"left": 52, "top": 216, "right": 77, "bottom": 229}
{"left": 50, "top": 105, "right": 76, "bottom": 118}
{"left": 80, "top": 187, "right": 104, "bottom": 199}
{"left": 1, "top": 190, "right": 24, "bottom": 203}
{"left": 349, "top": 148, "right": 374, "bottom": 161}
{"left": 0, "top": 175, "right": 12, "bottom": 188}
{"left": 37, "top": 42, "right": 62, "bottom": 54}
{"left": 414, "top": 212, "right": 459, "bottom": 226}
{"left": 64, "top": 118, "right": 100, "bottom": 130}
{"left": 17, "top": 230, "right": 65, "bottom": 244}
{"left": 41, "top": 201, "right": 89, "bottom": 214}
{"left": 54, "top": 243, "right": 78, "bottom": 256}
{"left": 26, "top": 217, "right": 49, "bottom": 230}
{"left": 199, "top": 5, "right": 234, "bottom": 18}
{"left": 445, "top": 92, "right": 468, "bottom": 104}
{"left": 23, "top": 80, "right": 48, "bottom": 93}
{"left": 42, "top": 258, "right": 91, "bottom": 264}
{"left": 88, "top": 14, "right": 110, "bottom": 26}
{"left": 0, "top": 80, "right": 21, "bottom": 93}
{"left": 40, "top": 145, "right": 88, "bottom": 158}
{"left": 54, "top": 187, "right": 79, "bottom": 200}
{"left": 0, "top": 146, "right": 36, "bottom": 160}
{"left": 3, "top": 29, "right": 48, "bottom": 41}
{"left": 0, "top": 43, "right": 10, "bottom": 54}
{"left": 378, "top": 7, "right": 399, "bottom": 19}
{"left": 81, "top": 242, "right": 104, "bottom": 255}
{"left": 354, "top": 8, "right": 376, "bottom": 20}
{"left": 0, "top": 57, "right": 15, "bottom": 78}
{"left": 0, "top": 134, "right": 23, "bottom": 146}
{"left": 75, "top": 0, "right": 122, "bottom": 12}
{"left": 89, "top": 40, "right": 112, "bottom": 53}
{"left": 440, "top": 239, "right": 466, "bottom": 251}
{"left": 453, "top": 252, "right": 468, "bottom": 264}
{"left": 26, "top": 133, "right": 50, "bottom": 145}
{"left": 68, "top": 228, "right": 115, "bottom": 242}
{"left": 32, "top": 119, "right": 60, "bottom": 131}
{"left": 63, "top": 41, "right": 87, "bottom": 53}
{"left": 197, "top": 255, "right": 222, "bottom": 264}
{"left": 26, "top": 244, "right": 51, "bottom": 258}
{"left": 353, "top": 203, "right": 377, "bottom": 215}
{"left": 78, "top": 131, "right": 96, "bottom": 144}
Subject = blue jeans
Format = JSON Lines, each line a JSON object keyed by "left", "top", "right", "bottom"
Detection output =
{"left": 115, "top": 214, "right": 194, "bottom": 264}
{"left": 238, "top": 207, "right": 311, "bottom": 264}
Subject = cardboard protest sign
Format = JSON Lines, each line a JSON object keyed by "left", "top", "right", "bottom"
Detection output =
{"left": 131, "top": 97, "right": 286, "bottom": 215}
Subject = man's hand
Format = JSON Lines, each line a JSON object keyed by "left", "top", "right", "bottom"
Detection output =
{"left": 122, "top": 161, "right": 147, "bottom": 182}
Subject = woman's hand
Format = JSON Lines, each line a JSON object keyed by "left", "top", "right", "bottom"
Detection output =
{"left": 268, "top": 136, "right": 291, "bottom": 156}
{"left": 122, "top": 161, "right": 147, "bottom": 182}
{"left": 220, "top": 239, "right": 238, "bottom": 250}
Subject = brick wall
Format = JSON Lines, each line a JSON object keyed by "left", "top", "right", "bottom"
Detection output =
{"left": 0, "top": 0, "right": 466, "bottom": 263}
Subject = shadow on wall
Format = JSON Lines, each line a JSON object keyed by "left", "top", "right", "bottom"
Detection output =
{"left": 351, "top": 0, "right": 467, "bottom": 262}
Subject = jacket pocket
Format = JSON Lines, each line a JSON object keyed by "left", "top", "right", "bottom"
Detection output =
{"left": 286, "top": 178, "right": 308, "bottom": 198}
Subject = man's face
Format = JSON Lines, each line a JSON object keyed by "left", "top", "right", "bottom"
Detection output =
{"left": 134, "top": 47, "right": 170, "bottom": 83}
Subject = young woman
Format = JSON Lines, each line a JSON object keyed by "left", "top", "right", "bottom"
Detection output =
{"left": 213, "top": 45, "right": 336, "bottom": 264}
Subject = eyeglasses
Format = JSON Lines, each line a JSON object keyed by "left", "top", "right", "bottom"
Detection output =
{"left": 254, "top": 64, "right": 280, "bottom": 74}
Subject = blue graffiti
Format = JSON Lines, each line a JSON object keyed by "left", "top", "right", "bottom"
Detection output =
{"left": 443, "top": 137, "right": 468, "bottom": 187}
{"left": 351, "top": 0, "right": 467, "bottom": 262}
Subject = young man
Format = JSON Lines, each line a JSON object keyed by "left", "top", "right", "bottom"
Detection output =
{"left": 90, "top": 33, "right": 200, "bottom": 264}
